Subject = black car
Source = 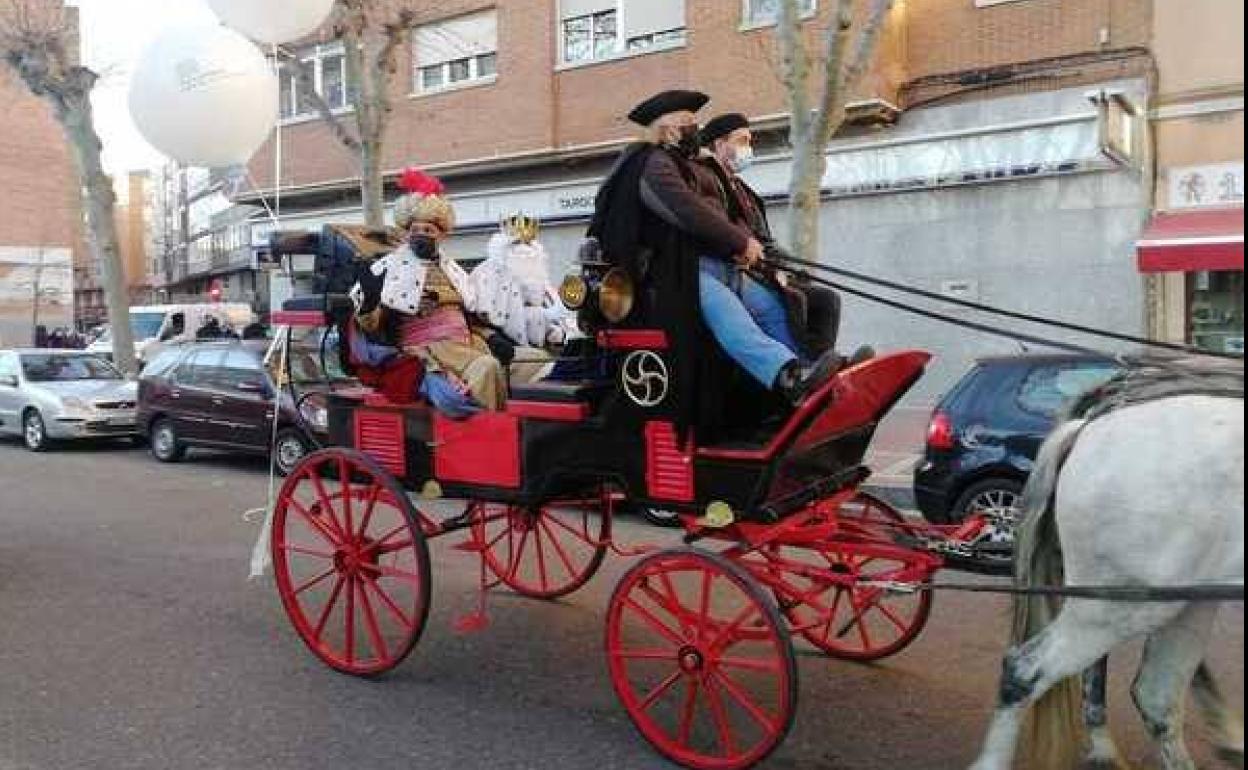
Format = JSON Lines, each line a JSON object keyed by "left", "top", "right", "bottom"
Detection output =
{"left": 913, "top": 353, "right": 1121, "bottom": 524}
{"left": 137, "top": 334, "right": 343, "bottom": 475}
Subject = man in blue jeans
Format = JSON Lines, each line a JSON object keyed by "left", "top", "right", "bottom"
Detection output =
{"left": 621, "top": 92, "right": 842, "bottom": 406}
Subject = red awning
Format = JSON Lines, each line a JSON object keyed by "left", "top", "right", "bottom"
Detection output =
{"left": 1137, "top": 207, "right": 1244, "bottom": 273}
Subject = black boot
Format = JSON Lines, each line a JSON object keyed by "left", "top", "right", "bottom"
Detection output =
{"left": 774, "top": 349, "right": 844, "bottom": 407}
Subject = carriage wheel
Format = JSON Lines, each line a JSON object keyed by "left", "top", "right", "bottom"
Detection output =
{"left": 271, "top": 449, "right": 432, "bottom": 677}
{"left": 472, "top": 490, "right": 610, "bottom": 600}
{"left": 836, "top": 491, "right": 916, "bottom": 541}
{"left": 758, "top": 541, "right": 933, "bottom": 662}
{"left": 606, "top": 549, "right": 798, "bottom": 770}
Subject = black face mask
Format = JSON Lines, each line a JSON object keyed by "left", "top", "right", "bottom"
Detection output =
{"left": 409, "top": 234, "right": 438, "bottom": 260}
{"left": 675, "top": 124, "right": 701, "bottom": 158}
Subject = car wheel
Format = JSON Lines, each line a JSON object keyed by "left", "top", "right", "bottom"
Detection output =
{"left": 150, "top": 418, "right": 186, "bottom": 463}
{"left": 636, "top": 504, "right": 682, "bottom": 528}
{"left": 953, "top": 478, "right": 1024, "bottom": 541}
{"left": 22, "top": 409, "right": 49, "bottom": 452}
{"left": 273, "top": 428, "right": 310, "bottom": 477}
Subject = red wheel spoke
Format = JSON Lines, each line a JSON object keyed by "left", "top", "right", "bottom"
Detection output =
{"left": 712, "top": 667, "right": 777, "bottom": 733}
{"left": 287, "top": 498, "right": 343, "bottom": 548}
{"left": 362, "top": 574, "right": 415, "bottom": 631}
{"left": 697, "top": 569, "right": 714, "bottom": 645}
{"left": 702, "top": 673, "right": 737, "bottom": 758}
{"left": 310, "top": 472, "right": 349, "bottom": 541}
{"left": 373, "top": 523, "right": 409, "bottom": 547}
{"left": 538, "top": 517, "right": 579, "bottom": 582}
{"left": 312, "top": 574, "right": 346, "bottom": 641}
{"left": 280, "top": 543, "right": 336, "bottom": 560}
{"left": 639, "top": 582, "right": 701, "bottom": 638}
{"left": 872, "top": 599, "right": 910, "bottom": 634}
{"left": 375, "top": 537, "right": 414, "bottom": 556}
{"left": 677, "top": 677, "right": 700, "bottom": 747}
{"left": 354, "top": 483, "right": 382, "bottom": 541}
{"left": 622, "top": 597, "right": 688, "bottom": 648}
{"left": 611, "top": 647, "right": 676, "bottom": 661}
{"left": 364, "top": 564, "right": 425, "bottom": 584}
{"left": 344, "top": 574, "right": 357, "bottom": 664}
{"left": 542, "top": 509, "right": 599, "bottom": 546}
{"left": 293, "top": 566, "right": 337, "bottom": 597}
{"left": 531, "top": 519, "right": 550, "bottom": 592}
{"left": 356, "top": 577, "right": 389, "bottom": 663}
{"left": 709, "top": 601, "right": 762, "bottom": 652}
{"left": 658, "top": 572, "right": 695, "bottom": 638}
{"left": 716, "top": 656, "right": 782, "bottom": 674}
{"left": 639, "top": 671, "right": 682, "bottom": 712}
{"left": 338, "top": 458, "right": 354, "bottom": 538}
{"left": 506, "top": 526, "right": 531, "bottom": 583}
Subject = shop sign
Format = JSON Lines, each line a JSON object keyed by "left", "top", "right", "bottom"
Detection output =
{"left": 1169, "top": 162, "right": 1244, "bottom": 210}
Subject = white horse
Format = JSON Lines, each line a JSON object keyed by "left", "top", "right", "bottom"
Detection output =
{"left": 970, "top": 359, "right": 1244, "bottom": 770}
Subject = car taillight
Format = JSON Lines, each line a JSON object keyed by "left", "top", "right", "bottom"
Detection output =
{"left": 927, "top": 410, "right": 956, "bottom": 451}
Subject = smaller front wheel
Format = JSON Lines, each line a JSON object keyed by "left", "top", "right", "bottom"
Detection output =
{"left": 149, "top": 418, "right": 186, "bottom": 463}
{"left": 22, "top": 410, "right": 49, "bottom": 452}
{"left": 606, "top": 549, "right": 798, "bottom": 770}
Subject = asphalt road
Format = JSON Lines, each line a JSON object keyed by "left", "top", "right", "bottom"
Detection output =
{"left": 0, "top": 440, "right": 1242, "bottom": 770}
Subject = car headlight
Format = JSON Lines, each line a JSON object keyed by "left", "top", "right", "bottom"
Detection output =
{"left": 299, "top": 400, "right": 329, "bottom": 431}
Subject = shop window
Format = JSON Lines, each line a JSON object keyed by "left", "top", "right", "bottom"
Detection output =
{"left": 1188, "top": 270, "right": 1245, "bottom": 355}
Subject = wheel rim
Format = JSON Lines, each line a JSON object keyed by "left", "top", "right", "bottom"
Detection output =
{"left": 750, "top": 542, "right": 933, "bottom": 662}
{"left": 272, "top": 450, "right": 431, "bottom": 676}
{"left": 24, "top": 414, "right": 43, "bottom": 448}
{"left": 968, "top": 489, "right": 1021, "bottom": 544}
{"left": 153, "top": 425, "right": 175, "bottom": 457}
{"left": 276, "top": 436, "right": 306, "bottom": 472}
{"left": 473, "top": 492, "right": 610, "bottom": 600}
{"left": 606, "top": 550, "right": 797, "bottom": 770}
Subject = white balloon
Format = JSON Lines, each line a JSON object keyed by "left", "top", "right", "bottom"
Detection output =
{"left": 206, "top": 0, "right": 336, "bottom": 46}
{"left": 129, "top": 24, "right": 278, "bottom": 168}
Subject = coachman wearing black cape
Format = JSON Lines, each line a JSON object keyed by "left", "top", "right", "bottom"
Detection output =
{"left": 588, "top": 91, "right": 841, "bottom": 441}
{"left": 588, "top": 90, "right": 740, "bottom": 440}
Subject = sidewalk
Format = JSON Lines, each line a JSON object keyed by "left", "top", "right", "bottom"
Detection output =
{"left": 861, "top": 405, "right": 930, "bottom": 512}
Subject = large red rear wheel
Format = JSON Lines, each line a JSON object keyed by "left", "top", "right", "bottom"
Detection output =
{"left": 606, "top": 549, "right": 798, "bottom": 770}
{"left": 749, "top": 540, "right": 933, "bottom": 662}
{"left": 271, "top": 449, "right": 432, "bottom": 676}
{"left": 473, "top": 490, "right": 610, "bottom": 600}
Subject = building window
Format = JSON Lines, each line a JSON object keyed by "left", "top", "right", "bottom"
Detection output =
{"left": 279, "top": 44, "right": 351, "bottom": 120}
{"left": 743, "top": 0, "right": 816, "bottom": 27}
{"left": 414, "top": 11, "right": 499, "bottom": 94}
{"left": 560, "top": 1, "right": 686, "bottom": 65}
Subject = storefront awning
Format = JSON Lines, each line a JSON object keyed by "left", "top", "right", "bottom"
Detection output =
{"left": 1137, "top": 207, "right": 1244, "bottom": 273}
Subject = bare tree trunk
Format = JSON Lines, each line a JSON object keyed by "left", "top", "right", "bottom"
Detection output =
{"left": 776, "top": 0, "right": 894, "bottom": 264}
{"left": 58, "top": 83, "right": 136, "bottom": 374}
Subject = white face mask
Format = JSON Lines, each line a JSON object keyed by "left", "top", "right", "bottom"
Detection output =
{"left": 729, "top": 145, "right": 755, "bottom": 172}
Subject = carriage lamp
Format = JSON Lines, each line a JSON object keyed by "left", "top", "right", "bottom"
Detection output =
{"left": 559, "top": 274, "right": 588, "bottom": 310}
{"left": 598, "top": 268, "right": 635, "bottom": 324}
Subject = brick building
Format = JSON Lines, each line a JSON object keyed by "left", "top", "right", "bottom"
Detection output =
{"left": 226, "top": 0, "right": 1239, "bottom": 397}
{"left": 0, "top": 2, "right": 80, "bottom": 346}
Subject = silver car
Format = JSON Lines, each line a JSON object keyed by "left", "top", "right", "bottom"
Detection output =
{"left": 0, "top": 349, "right": 139, "bottom": 451}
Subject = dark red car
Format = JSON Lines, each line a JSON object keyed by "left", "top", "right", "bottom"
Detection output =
{"left": 137, "top": 336, "right": 342, "bottom": 475}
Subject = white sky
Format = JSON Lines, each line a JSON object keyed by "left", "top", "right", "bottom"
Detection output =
{"left": 70, "top": 0, "right": 219, "bottom": 173}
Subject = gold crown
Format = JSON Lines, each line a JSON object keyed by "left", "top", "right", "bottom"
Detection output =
{"left": 501, "top": 213, "right": 540, "bottom": 244}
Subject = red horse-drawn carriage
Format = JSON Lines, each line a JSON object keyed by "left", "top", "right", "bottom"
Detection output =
{"left": 266, "top": 230, "right": 1011, "bottom": 769}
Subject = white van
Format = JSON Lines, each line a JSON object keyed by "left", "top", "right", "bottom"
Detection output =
{"left": 86, "top": 303, "right": 257, "bottom": 364}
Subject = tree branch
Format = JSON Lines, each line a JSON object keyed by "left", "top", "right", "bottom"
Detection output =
{"left": 776, "top": 0, "right": 812, "bottom": 145}
{"left": 810, "top": 0, "right": 853, "bottom": 148}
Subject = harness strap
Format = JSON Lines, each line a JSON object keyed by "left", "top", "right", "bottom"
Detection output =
{"left": 862, "top": 579, "right": 1245, "bottom": 602}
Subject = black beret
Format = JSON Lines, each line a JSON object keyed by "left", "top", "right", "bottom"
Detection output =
{"left": 627, "top": 90, "right": 711, "bottom": 126}
{"left": 700, "top": 113, "right": 751, "bottom": 146}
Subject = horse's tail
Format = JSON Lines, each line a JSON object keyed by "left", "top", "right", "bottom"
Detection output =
{"left": 1013, "top": 418, "right": 1094, "bottom": 770}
